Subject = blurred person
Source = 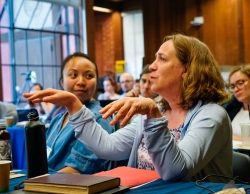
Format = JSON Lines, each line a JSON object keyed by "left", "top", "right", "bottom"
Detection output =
{"left": 223, "top": 65, "right": 250, "bottom": 141}
{"left": 43, "top": 104, "right": 66, "bottom": 124}
{"left": 133, "top": 79, "right": 140, "bottom": 91}
{"left": 0, "top": 102, "right": 18, "bottom": 123}
{"left": 25, "top": 83, "right": 53, "bottom": 117}
{"left": 115, "top": 75, "right": 123, "bottom": 95}
{"left": 24, "top": 34, "right": 232, "bottom": 182}
{"left": 119, "top": 73, "right": 134, "bottom": 97}
{"left": 98, "top": 77, "right": 120, "bottom": 100}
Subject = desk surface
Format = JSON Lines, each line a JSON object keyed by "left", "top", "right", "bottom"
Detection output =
{"left": 9, "top": 171, "right": 27, "bottom": 193}
{"left": 8, "top": 174, "right": 250, "bottom": 194}
{"left": 128, "top": 179, "right": 250, "bottom": 194}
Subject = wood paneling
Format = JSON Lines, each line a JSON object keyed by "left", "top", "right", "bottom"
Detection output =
{"left": 242, "top": 0, "right": 250, "bottom": 63}
{"left": 142, "top": 0, "right": 250, "bottom": 66}
{"left": 94, "top": 11, "right": 123, "bottom": 77}
{"left": 202, "top": 0, "right": 239, "bottom": 65}
{"left": 112, "top": 12, "right": 123, "bottom": 60}
{"left": 85, "top": 0, "right": 96, "bottom": 60}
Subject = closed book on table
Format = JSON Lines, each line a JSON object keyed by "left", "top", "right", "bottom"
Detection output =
{"left": 23, "top": 174, "right": 120, "bottom": 194}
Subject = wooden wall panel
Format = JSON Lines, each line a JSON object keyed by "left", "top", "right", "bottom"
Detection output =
{"left": 112, "top": 12, "right": 123, "bottom": 60}
{"left": 85, "top": 0, "right": 95, "bottom": 60}
{"left": 142, "top": 0, "right": 162, "bottom": 65}
{"left": 142, "top": 0, "right": 250, "bottom": 66}
{"left": 95, "top": 12, "right": 105, "bottom": 75}
{"left": 184, "top": 0, "right": 201, "bottom": 39}
{"left": 94, "top": 11, "right": 123, "bottom": 77}
{"left": 242, "top": 0, "right": 250, "bottom": 63}
{"left": 94, "top": 0, "right": 250, "bottom": 68}
{"left": 95, "top": 12, "right": 115, "bottom": 76}
{"left": 202, "top": 0, "right": 239, "bottom": 65}
{"left": 143, "top": 0, "right": 196, "bottom": 65}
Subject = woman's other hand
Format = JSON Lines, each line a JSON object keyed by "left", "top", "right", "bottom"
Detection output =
{"left": 125, "top": 89, "right": 140, "bottom": 97}
{"left": 23, "top": 88, "right": 83, "bottom": 115}
{"left": 100, "top": 97, "right": 162, "bottom": 126}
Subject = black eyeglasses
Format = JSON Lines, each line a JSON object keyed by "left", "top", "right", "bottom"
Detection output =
{"left": 229, "top": 79, "right": 250, "bottom": 91}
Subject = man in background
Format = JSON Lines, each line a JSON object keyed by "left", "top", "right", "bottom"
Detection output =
{"left": 119, "top": 73, "right": 134, "bottom": 97}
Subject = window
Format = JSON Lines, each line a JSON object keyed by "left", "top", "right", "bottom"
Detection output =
{"left": 0, "top": 0, "right": 80, "bottom": 107}
{"left": 122, "top": 10, "right": 144, "bottom": 80}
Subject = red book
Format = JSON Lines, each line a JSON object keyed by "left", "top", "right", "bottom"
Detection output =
{"left": 94, "top": 166, "right": 161, "bottom": 187}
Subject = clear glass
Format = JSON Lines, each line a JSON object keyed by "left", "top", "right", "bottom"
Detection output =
{"left": 240, "top": 123, "right": 250, "bottom": 147}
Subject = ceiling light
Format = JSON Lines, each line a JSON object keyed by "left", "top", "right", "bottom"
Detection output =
{"left": 93, "top": 6, "right": 112, "bottom": 13}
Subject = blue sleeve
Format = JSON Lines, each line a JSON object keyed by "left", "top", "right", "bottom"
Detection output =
{"left": 64, "top": 112, "right": 115, "bottom": 174}
{"left": 70, "top": 106, "right": 136, "bottom": 161}
{"left": 144, "top": 104, "right": 232, "bottom": 181}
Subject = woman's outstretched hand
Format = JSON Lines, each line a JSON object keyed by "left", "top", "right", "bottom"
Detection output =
{"left": 23, "top": 88, "right": 83, "bottom": 115}
{"left": 100, "top": 97, "right": 162, "bottom": 126}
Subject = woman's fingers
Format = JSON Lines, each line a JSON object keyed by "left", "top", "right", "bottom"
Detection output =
{"left": 118, "top": 105, "right": 138, "bottom": 126}
{"left": 99, "top": 103, "right": 114, "bottom": 114}
{"left": 100, "top": 97, "right": 151, "bottom": 126}
{"left": 133, "top": 89, "right": 140, "bottom": 97}
{"left": 110, "top": 104, "right": 132, "bottom": 126}
{"left": 101, "top": 100, "right": 124, "bottom": 120}
{"left": 23, "top": 88, "right": 54, "bottom": 100}
{"left": 125, "top": 89, "right": 140, "bottom": 97}
{"left": 23, "top": 88, "right": 66, "bottom": 105}
{"left": 23, "top": 93, "right": 33, "bottom": 98}
{"left": 100, "top": 98, "right": 131, "bottom": 124}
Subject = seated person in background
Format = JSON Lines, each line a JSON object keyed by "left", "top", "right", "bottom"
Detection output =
{"left": 24, "top": 34, "right": 232, "bottom": 182}
{"left": 43, "top": 52, "right": 114, "bottom": 174}
{"left": 133, "top": 79, "right": 140, "bottom": 91}
{"left": 97, "top": 76, "right": 120, "bottom": 100}
{"left": 25, "top": 83, "right": 53, "bottom": 117}
{"left": 115, "top": 75, "right": 123, "bottom": 95}
{"left": 223, "top": 65, "right": 250, "bottom": 141}
{"left": 0, "top": 101, "right": 18, "bottom": 123}
{"left": 119, "top": 72, "right": 134, "bottom": 97}
{"left": 126, "top": 64, "right": 166, "bottom": 113}
{"left": 43, "top": 104, "right": 66, "bottom": 124}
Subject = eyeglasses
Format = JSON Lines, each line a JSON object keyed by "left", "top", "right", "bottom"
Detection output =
{"left": 120, "top": 80, "right": 133, "bottom": 84}
{"left": 229, "top": 79, "right": 250, "bottom": 91}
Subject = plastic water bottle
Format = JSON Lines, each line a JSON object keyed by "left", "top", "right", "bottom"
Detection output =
{"left": 24, "top": 108, "right": 48, "bottom": 178}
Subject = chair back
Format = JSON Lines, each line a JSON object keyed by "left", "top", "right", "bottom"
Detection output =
{"left": 111, "top": 159, "right": 129, "bottom": 169}
{"left": 232, "top": 151, "right": 250, "bottom": 183}
{"left": 98, "top": 100, "right": 115, "bottom": 108}
{"left": 16, "top": 108, "right": 30, "bottom": 122}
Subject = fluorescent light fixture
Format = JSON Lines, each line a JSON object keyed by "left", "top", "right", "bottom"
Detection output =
{"left": 93, "top": 6, "right": 112, "bottom": 13}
